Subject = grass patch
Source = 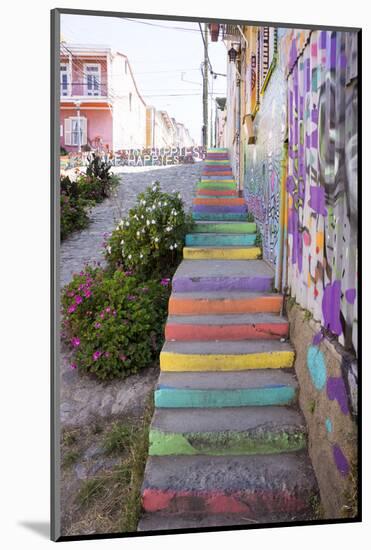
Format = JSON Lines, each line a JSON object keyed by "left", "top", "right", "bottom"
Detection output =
{"left": 65, "top": 397, "right": 154, "bottom": 535}
{"left": 103, "top": 422, "right": 134, "bottom": 455}
{"left": 63, "top": 450, "right": 80, "bottom": 468}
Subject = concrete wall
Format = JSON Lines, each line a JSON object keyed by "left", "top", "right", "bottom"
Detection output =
{"left": 287, "top": 302, "right": 357, "bottom": 519}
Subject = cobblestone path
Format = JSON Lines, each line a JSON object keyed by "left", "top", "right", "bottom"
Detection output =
{"left": 60, "top": 163, "right": 203, "bottom": 287}
{"left": 60, "top": 162, "right": 203, "bottom": 428}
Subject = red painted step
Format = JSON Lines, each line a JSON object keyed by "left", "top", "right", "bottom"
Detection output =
{"left": 165, "top": 314, "right": 289, "bottom": 341}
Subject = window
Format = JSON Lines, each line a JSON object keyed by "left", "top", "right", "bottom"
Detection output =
{"left": 84, "top": 64, "right": 101, "bottom": 96}
{"left": 64, "top": 117, "right": 87, "bottom": 147}
{"left": 60, "top": 63, "right": 70, "bottom": 96}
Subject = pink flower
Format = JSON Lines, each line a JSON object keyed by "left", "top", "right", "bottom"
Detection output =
{"left": 84, "top": 290, "right": 92, "bottom": 298}
{"left": 141, "top": 287, "right": 149, "bottom": 293}
{"left": 70, "top": 363, "right": 77, "bottom": 370}
{"left": 93, "top": 350, "right": 102, "bottom": 361}
{"left": 127, "top": 295, "right": 136, "bottom": 301}
{"left": 124, "top": 270, "right": 133, "bottom": 276}
{"left": 94, "top": 322, "right": 101, "bottom": 329}
{"left": 104, "top": 352, "right": 110, "bottom": 358}
{"left": 71, "top": 337, "right": 80, "bottom": 348}
{"left": 160, "top": 278, "right": 170, "bottom": 287}
{"left": 119, "top": 354, "right": 127, "bottom": 362}
{"left": 75, "top": 295, "right": 83, "bottom": 305}
{"left": 105, "top": 307, "right": 111, "bottom": 313}
{"left": 68, "top": 304, "right": 76, "bottom": 314}
{"left": 100, "top": 312, "right": 105, "bottom": 319}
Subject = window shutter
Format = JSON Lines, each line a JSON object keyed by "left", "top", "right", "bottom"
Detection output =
{"left": 80, "top": 117, "right": 87, "bottom": 145}
{"left": 64, "top": 118, "right": 72, "bottom": 146}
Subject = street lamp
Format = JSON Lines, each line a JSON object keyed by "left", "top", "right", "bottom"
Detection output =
{"left": 228, "top": 46, "right": 238, "bottom": 63}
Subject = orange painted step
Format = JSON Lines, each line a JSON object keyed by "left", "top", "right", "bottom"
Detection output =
{"left": 193, "top": 197, "right": 246, "bottom": 206}
{"left": 168, "top": 293, "right": 283, "bottom": 316}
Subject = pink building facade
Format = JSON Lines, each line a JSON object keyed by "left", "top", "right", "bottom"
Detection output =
{"left": 60, "top": 43, "right": 146, "bottom": 152}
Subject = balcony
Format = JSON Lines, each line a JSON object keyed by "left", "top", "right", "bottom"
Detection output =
{"left": 60, "top": 80, "right": 109, "bottom": 99}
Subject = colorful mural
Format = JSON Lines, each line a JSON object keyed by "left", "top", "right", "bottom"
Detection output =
{"left": 243, "top": 29, "right": 287, "bottom": 280}
{"left": 285, "top": 30, "right": 358, "bottom": 355}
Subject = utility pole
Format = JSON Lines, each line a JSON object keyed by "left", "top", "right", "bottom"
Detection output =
{"left": 202, "top": 23, "right": 208, "bottom": 149}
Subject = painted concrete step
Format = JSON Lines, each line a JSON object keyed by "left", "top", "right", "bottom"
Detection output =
{"left": 138, "top": 509, "right": 315, "bottom": 531}
{"left": 165, "top": 313, "right": 288, "bottom": 341}
{"left": 183, "top": 246, "right": 261, "bottom": 260}
{"left": 149, "top": 406, "right": 307, "bottom": 456}
{"left": 155, "top": 370, "right": 299, "bottom": 408}
{"left": 193, "top": 197, "right": 245, "bottom": 206}
{"left": 205, "top": 160, "right": 230, "bottom": 165}
{"left": 207, "top": 148, "right": 228, "bottom": 152}
{"left": 172, "top": 259, "right": 274, "bottom": 292}
{"left": 168, "top": 291, "right": 283, "bottom": 315}
{"left": 193, "top": 205, "right": 247, "bottom": 214}
{"left": 185, "top": 233, "right": 256, "bottom": 247}
{"left": 160, "top": 340, "right": 295, "bottom": 371}
{"left": 196, "top": 189, "right": 238, "bottom": 196}
{"left": 193, "top": 212, "right": 247, "bottom": 221}
{"left": 199, "top": 177, "right": 236, "bottom": 183}
{"left": 141, "top": 453, "right": 318, "bottom": 516}
{"left": 193, "top": 221, "right": 256, "bottom": 233}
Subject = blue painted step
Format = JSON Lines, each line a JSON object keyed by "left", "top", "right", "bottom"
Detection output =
{"left": 186, "top": 233, "right": 257, "bottom": 247}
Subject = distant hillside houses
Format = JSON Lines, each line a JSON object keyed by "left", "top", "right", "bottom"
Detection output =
{"left": 60, "top": 42, "right": 196, "bottom": 154}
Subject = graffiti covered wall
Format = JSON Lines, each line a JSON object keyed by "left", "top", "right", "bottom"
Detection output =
{"left": 285, "top": 30, "right": 358, "bottom": 355}
{"left": 243, "top": 29, "right": 287, "bottom": 286}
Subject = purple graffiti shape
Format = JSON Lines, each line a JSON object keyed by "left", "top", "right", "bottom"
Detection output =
{"left": 312, "top": 331, "right": 324, "bottom": 346}
{"left": 333, "top": 444, "right": 350, "bottom": 477}
{"left": 309, "top": 186, "right": 327, "bottom": 216}
{"left": 327, "top": 376, "right": 349, "bottom": 415}
{"left": 322, "top": 280, "right": 343, "bottom": 336}
{"left": 286, "top": 175, "right": 295, "bottom": 195}
{"left": 345, "top": 288, "right": 357, "bottom": 305}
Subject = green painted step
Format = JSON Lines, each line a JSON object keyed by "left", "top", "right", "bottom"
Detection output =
{"left": 185, "top": 233, "right": 256, "bottom": 246}
{"left": 149, "top": 407, "right": 307, "bottom": 456}
{"left": 198, "top": 181, "right": 236, "bottom": 188}
{"left": 193, "top": 222, "right": 256, "bottom": 233}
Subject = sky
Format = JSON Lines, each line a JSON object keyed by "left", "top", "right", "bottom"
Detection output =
{"left": 61, "top": 14, "right": 227, "bottom": 144}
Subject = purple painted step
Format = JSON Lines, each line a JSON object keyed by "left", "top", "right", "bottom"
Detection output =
{"left": 172, "top": 260, "right": 274, "bottom": 293}
{"left": 193, "top": 205, "right": 247, "bottom": 214}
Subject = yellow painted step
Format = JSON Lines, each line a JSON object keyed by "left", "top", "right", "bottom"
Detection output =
{"left": 160, "top": 351, "right": 295, "bottom": 372}
{"left": 183, "top": 247, "right": 262, "bottom": 260}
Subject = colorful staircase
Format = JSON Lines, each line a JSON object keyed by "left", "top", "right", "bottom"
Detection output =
{"left": 139, "top": 148, "right": 318, "bottom": 531}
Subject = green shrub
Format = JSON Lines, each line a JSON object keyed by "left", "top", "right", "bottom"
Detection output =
{"left": 61, "top": 266, "right": 170, "bottom": 380}
{"left": 105, "top": 181, "right": 193, "bottom": 277}
{"left": 60, "top": 193, "right": 90, "bottom": 240}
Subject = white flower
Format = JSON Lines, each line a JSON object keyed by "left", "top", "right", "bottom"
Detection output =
{"left": 146, "top": 219, "right": 150, "bottom": 226}
{"left": 140, "top": 253, "right": 144, "bottom": 258}
{"left": 173, "top": 211, "right": 178, "bottom": 216}
{"left": 141, "top": 215, "right": 144, "bottom": 219}
{"left": 141, "top": 228, "right": 145, "bottom": 233}
{"left": 136, "top": 231, "right": 140, "bottom": 237}
{"left": 166, "top": 226, "right": 172, "bottom": 232}
{"left": 170, "top": 245, "right": 174, "bottom": 250}
{"left": 177, "top": 193, "right": 181, "bottom": 199}
{"left": 125, "top": 221, "right": 130, "bottom": 227}
{"left": 119, "top": 220, "right": 124, "bottom": 228}
{"left": 155, "top": 237, "right": 159, "bottom": 243}
{"left": 158, "top": 202, "right": 162, "bottom": 207}
{"left": 128, "top": 254, "right": 132, "bottom": 260}
{"left": 163, "top": 202, "right": 167, "bottom": 207}
{"left": 120, "top": 240, "right": 124, "bottom": 245}
{"left": 174, "top": 243, "right": 178, "bottom": 248}
{"left": 151, "top": 220, "right": 156, "bottom": 224}
{"left": 107, "top": 246, "right": 112, "bottom": 254}
{"left": 116, "top": 225, "right": 120, "bottom": 231}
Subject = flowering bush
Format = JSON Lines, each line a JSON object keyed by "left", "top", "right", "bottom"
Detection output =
{"left": 60, "top": 193, "right": 90, "bottom": 240}
{"left": 105, "top": 181, "right": 193, "bottom": 277}
{"left": 61, "top": 266, "right": 170, "bottom": 380}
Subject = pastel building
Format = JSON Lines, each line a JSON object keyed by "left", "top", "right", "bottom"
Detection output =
{"left": 60, "top": 43, "right": 147, "bottom": 152}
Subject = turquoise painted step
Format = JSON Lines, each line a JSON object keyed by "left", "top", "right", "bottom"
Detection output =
{"left": 155, "top": 386, "right": 296, "bottom": 408}
{"left": 193, "top": 212, "right": 248, "bottom": 221}
{"left": 193, "top": 222, "right": 256, "bottom": 234}
{"left": 185, "top": 233, "right": 256, "bottom": 246}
